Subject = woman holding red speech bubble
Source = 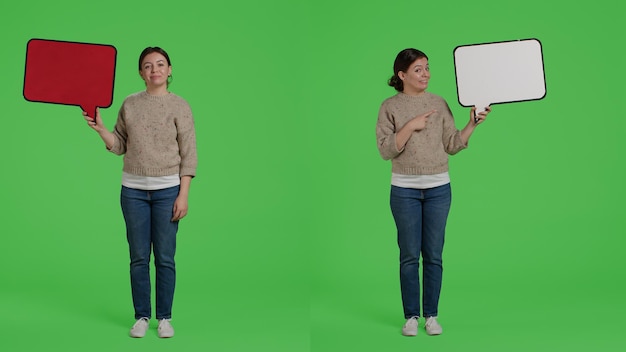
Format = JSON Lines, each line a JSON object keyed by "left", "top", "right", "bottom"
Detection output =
{"left": 84, "top": 47, "right": 197, "bottom": 339}
{"left": 376, "top": 48, "right": 490, "bottom": 337}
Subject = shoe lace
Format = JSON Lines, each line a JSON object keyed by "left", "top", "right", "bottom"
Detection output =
{"left": 425, "top": 317, "right": 437, "bottom": 327}
{"left": 132, "top": 318, "right": 149, "bottom": 329}
{"left": 404, "top": 317, "right": 418, "bottom": 327}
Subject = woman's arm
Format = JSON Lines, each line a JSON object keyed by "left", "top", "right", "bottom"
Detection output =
{"left": 172, "top": 175, "right": 192, "bottom": 221}
{"left": 395, "top": 110, "right": 436, "bottom": 151}
{"left": 83, "top": 107, "right": 116, "bottom": 150}
{"left": 377, "top": 106, "right": 436, "bottom": 160}
{"left": 460, "top": 106, "right": 491, "bottom": 144}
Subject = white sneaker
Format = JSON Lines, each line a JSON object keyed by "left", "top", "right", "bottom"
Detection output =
{"left": 129, "top": 318, "right": 149, "bottom": 338}
{"left": 158, "top": 319, "right": 175, "bottom": 338}
{"left": 402, "top": 317, "right": 418, "bottom": 336}
{"left": 425, "top": 316, "right": 443, "bottom": 335}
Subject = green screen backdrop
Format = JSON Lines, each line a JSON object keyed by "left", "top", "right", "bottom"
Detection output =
{"left": 2, "top": 0, "right": 624, "bottom": 351}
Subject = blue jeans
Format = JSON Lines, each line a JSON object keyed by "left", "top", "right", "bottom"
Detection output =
{"left": 120, "top": 185, "right": 180, "bottom": 320}
{"left": 390, "top": 184, "right": 451, "bottom": 319}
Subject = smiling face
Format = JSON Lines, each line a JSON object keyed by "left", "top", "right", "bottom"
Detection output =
{"left": 139, "top": 52, "right": 172, "bottom": 93}
{"left": 398, "top": 57, "right": 430, "bottom": 95}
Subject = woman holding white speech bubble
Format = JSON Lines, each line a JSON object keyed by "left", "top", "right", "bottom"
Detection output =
{"left": 83, "top": 47, "right": 197, "bottom": 339}
{"left": 376, "top": 48, "right": 490, "bottom": 337}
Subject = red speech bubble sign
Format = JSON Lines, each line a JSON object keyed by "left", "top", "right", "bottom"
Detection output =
{"left": 23, "top": 39, "right": 117, "bottom": 118}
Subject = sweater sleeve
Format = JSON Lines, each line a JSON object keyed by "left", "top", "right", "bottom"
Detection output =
{"left": 108, "top": 105, "right": 128, "bottom": 156}
{"left": 175, "top": 102, "right": 198, "bottom": 177}
{"left": 376, "top": 101, "right": 403, "bottom": 160}
{"left": 441, "top": 101, "right": 467, "bottom": 155}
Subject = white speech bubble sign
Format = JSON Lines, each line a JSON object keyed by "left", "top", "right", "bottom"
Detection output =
{"left": 454, "top": 38, "right": 546, "bottom": 116}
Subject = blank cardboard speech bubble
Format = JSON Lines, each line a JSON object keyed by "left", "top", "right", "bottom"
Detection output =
{"left": 23, "top": 39, "right": 117, "bottom": 118}
{"left": 454, "top": 38, "right": 546, "bottom": 115}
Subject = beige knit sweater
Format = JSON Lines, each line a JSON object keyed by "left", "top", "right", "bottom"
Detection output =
{"left": 109, "top": 91, "right": 197, "bottom": 178}
{"left": 376, "top": 92, "right": 466, "bottom": 175}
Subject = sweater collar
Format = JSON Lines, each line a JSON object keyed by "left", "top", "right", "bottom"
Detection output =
{"left": 397, "top": 91, "right": 431, "bottom": 100}
{"left": 141, "top": 90, "right": 172, "bottom": 100}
